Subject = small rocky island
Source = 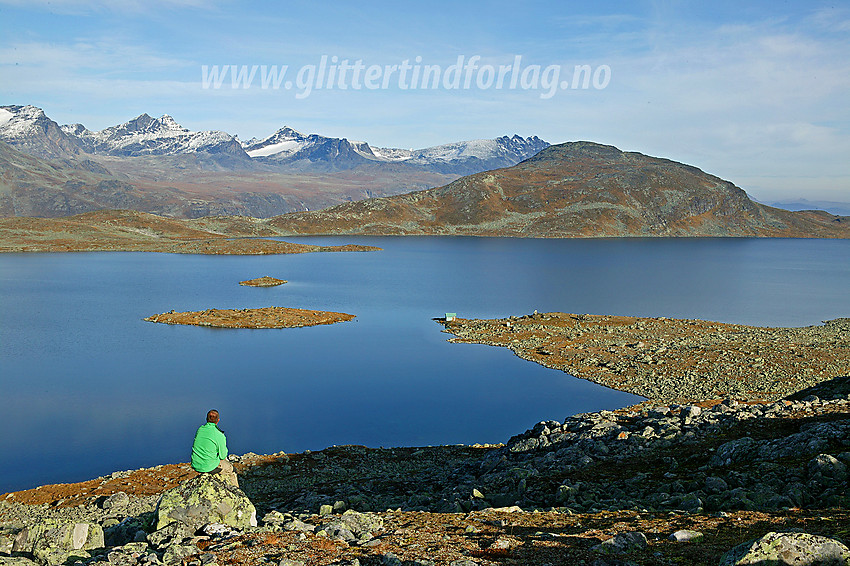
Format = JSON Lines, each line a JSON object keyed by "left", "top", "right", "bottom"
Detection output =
{"left": 144, "top": 307, "right": 354, "bottom": 328}
{"left": 238, "top": 276, "right": 287, "bottom": 287}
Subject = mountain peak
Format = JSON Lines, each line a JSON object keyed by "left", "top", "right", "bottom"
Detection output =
{"left": 0, "top": 104, "right": 83, "bottom": 158}
{"left": 158, "top": 114, "right": 184, "bottom": 131}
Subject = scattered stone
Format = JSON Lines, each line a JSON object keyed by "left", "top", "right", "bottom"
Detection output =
{"left": 102, "top": 491, "right": 130, "bottom": 512}
{"left": 320, "top": 511, "right": 384, "bottom": 543}
{"left": 147, "top": 521, "right": 194, "bottom": 550}
{"left": 669, "top": 529, "right": 703, "bottom": 542}
{"left": 592, "top": 531, "right": 648, "bottom": 554}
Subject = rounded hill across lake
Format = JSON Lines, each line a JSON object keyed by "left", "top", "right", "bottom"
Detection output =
{"left": 144, "top": 306, "right": 355, "bottom": 328}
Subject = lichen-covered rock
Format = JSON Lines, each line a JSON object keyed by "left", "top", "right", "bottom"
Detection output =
{"left": 25, "top": 521, "right": 104, "bottom": 566}
{"left": 720, "top": 531, "right": 850, "bottom": 565}
{"left": 162, "top": 543, "right": 198, "bottom": 566}
{"left": 0, "top": 557, "right": 40, "bottom": 565}
{"left": 153, "top": 473, "right": 257, "bottom": 531}
{"left": 592, "top": 531, "right": 648, "bottom": 555}
{"left": 147, "top": 520, "right": 195, "bottom": 550}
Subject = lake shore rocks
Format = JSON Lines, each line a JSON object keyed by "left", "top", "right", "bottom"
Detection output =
{"left": 3, "top": 386, "right": 848, "bottom": 564}
{"left": 143, "top": 306, "right": 355, "bottom": 329}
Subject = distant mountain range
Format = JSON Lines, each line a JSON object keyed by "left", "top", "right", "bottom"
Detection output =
{"left": 0, "top": 105, "right": 846, "bottom": 240}
{"left": 0, "top": 105, "right": 548, "bottom": 174}
{"left": 0, "top": 104, "right": 548, "bottom": 218}
{"left": 766, "top": 199, "right": 850, "bottom": 217}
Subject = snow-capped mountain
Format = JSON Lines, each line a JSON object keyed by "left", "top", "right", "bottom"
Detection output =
{"left": 60, "top": 113, "right": 249, "bottom": 161}
{"left": 0, "top": 105, "right": 549, "bottom": 175}
{"left": 0, "top": 105, "right": 86, "bottom": 159}
{"left": 391, "top": 135, "right": 548, "bottom": 167}
{"left": 242, "top": 126, "right": 548, "bottom": 174}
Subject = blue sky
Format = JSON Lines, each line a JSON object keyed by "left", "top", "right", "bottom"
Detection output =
{"left": 0, "top": 0, "right": 848, "bottom": 201}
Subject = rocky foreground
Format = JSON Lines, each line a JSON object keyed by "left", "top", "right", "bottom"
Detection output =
{"left": 2, "top": 379, "right": 849, "bottom": 565}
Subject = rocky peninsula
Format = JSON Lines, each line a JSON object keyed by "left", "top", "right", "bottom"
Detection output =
{"left": 0, "top": 210, "right": 381, "bottom": 255}
{"left": 144, "top": 307, "right": 355, "bottom": 329}
{"left": 439, "top": 312, "right": 850, "bottom": 404}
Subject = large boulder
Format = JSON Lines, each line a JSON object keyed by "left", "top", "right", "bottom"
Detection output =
{"left": 720, "top": 531, "right": 850, "bottom": 565}
{"left": 10, "top": 520, "right": 104, "bottom": 566}
{"left": 153, "top": 473, "right": 257, "bottom": 531}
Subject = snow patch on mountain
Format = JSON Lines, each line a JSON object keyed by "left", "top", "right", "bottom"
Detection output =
{"left": 243, "top": 127, "right": 314, "bottom": 158}
{"left": 0, "top": 105, "right": 51, "bottom": 139}
{"left": 247, "top": 140, "right": 304, "bottom": 157}
{"left": 371, "top": 146, "right": 414, "bottom": 161}
{"left": 0, "top": 108, "right": 14, "bottom": 128}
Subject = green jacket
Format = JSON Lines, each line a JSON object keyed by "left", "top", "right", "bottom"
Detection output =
{"left": 191, "top": 422, "right": 228, "bottom": 473}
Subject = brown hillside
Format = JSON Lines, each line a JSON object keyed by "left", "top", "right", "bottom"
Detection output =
{"left": 267, "top": 142, "right": 850, "bottom": 238}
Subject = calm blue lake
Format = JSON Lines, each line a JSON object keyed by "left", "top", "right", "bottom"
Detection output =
{"left": 1, "top": 236, "right": 849, "bottom": 493}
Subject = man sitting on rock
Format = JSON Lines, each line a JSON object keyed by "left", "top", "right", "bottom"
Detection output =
{"left": 191, "top": 409, "right": 239, "bottom": 487}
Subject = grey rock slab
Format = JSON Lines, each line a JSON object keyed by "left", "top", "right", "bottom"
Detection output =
{"left": 102, "top": 491, "right": 130, "bottom": 511}
{"left": 720, "top": 531, "right": 850, "bottom": 565}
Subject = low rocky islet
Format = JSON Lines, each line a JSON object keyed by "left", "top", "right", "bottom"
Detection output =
{"left": 143, "top": 307, "right": 355, "bottom": 329}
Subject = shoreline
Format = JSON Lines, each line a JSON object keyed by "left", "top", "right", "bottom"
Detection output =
{"left": 0, "top": 211, "right": 383, "bottom": 255}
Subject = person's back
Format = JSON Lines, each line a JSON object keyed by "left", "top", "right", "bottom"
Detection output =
{"left": 191, "top": 409, "right": 238, "bottom": 487}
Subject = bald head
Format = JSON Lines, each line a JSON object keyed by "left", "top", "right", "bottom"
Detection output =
{"left": 206, "top": 409, "right": 219, "bottom": 424}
